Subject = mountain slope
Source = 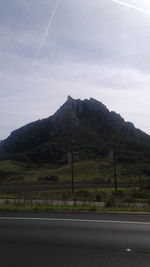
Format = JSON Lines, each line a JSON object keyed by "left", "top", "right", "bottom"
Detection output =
{"left": 0, "top": 96, "right": 150, "bottom": 163}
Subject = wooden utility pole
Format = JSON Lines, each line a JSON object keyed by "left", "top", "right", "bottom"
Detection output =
{"left": 139, "top": 174, "right": 142, "bottom": 190}
{"left": 69, "top": 135, "right": 75, "bottom": 194}
{"left": 112, "top": 136, "right": 118, "bottom": 191}
{"left": 71, "top": 140, "right": 74, "bottom": 194}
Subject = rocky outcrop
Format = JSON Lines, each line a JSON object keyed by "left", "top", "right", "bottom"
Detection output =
{"left": 0, "top": 96, "right": 149, "bottom": 162}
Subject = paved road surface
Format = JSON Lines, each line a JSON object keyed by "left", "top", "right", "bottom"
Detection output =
{"left": 0, "top": 211, "right": 149, "bottom": 267}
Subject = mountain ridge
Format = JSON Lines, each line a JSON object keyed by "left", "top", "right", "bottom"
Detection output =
{"left": 0, "top": 96, "right": 150, "bottom": 163}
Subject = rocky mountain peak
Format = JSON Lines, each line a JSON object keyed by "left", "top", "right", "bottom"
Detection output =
{"left": 67, "top": 95, "right": 74, "bottom": 102}
{"left": 83, "top": 97, "right": 108, "bottom": 113}
{"left": 0, "top": 96, "right": 150, "bottom": 162}
{"left": 59, "top": 96, "right": 108, "bottom": 114}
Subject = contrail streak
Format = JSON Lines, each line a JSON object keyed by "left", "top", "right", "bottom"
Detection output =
{"left": 112, "top": 0, "right": 150, "bottom": 15}
{"left": 33, "top": 0, "right": 61, "bottom": 67}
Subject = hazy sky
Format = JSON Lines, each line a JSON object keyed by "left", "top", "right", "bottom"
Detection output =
{"left": 1, "top": 0, "right": 150, "bottom": 139}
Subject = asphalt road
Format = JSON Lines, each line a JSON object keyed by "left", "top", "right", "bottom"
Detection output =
{"left": 0, "top": 211, "right": 149, "bottom": 267}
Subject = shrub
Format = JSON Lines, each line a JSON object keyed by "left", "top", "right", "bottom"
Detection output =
{"left": 96, "top": 193, "right": 102, "bottom": 202}
{"left": 75, "top": 190, "right": 92, "bottom": 200}
{"left": 105, "top": 195, "right": 115, "bottom": 207}
{"left": 4, "top": 200, "right": 10, "bottom": 205}
{"left": 90, "top": 206, "right": 98, "bottom": 211}
{"left": 147, "top": 198, "right": 150, "bottom": 208}
{"left": 38, "top": 175, "right": 59, "bottom": 183}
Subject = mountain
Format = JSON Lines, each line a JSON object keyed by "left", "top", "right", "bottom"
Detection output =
{"left": 0, "top": 96, "right": 150, "bottom": 163}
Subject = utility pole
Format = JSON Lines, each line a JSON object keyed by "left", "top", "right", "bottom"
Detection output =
{"left": 69, "top": 135, "right": 75, "bottom": 194}
{"left": 71, "top": 139, "right": 74, "bottom": 194}
{"left": 112, "top": 136, "right": 118, "bottom": 191}
{"left": 139, "top": 173, "right": 142, "bottom": 190}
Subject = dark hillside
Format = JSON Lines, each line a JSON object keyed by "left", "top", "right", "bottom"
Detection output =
{"left": 0, "top": 96, "right": 150, "bottom": 163}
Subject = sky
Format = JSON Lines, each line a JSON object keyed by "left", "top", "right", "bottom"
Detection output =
{"left": 1, "top": 0, "right": 150, "bottom": 139}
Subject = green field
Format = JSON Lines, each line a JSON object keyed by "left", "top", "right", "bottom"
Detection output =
{"left": 0, "top": 158, "right": 148, "bottom": 184}
{"left": 0, "top": 159, "right": 149, "bottom": 210}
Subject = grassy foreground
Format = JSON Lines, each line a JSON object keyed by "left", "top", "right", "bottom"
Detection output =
{"left": 0, "top": 204, "right": 149, "bottom": 213}
{"left": 0, "top": 159, "right": 149, "bottom": 213}
{"left": 1, "top": 159, "right": 149, "bottom": 185}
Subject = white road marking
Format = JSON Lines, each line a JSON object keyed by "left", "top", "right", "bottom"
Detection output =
{"left": 126, "top": 248, "right": 132, "bottom": 252}
{"left": 0, "top": 217, "right": 150, "bottom": 225}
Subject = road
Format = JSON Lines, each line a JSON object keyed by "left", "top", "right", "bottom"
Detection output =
{"left": 0, "top": 211, "right": 149, "bottom": 267}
